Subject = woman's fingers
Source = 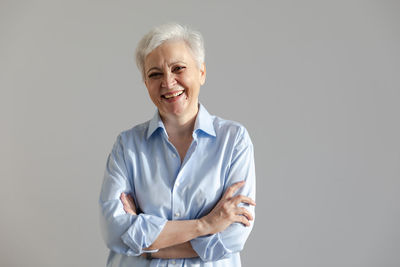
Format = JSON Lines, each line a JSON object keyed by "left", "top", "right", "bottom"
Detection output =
{"left": 201, "top": 181, "right": 255, "bottom": 234}
{"left": 233, "top": 207, "right": 254, "bottom": 227}
{"left": 223, "top": 182, "right": 256, "bottom": 205}
{"left": 120, "top": 193, "right": 129, "bottom": 211}
{"left": 236, "top": 207, "right": 254, "bottom": 221}
{"left": 120, "top": 192, "right": 127, "bottom": 203}
{"left": 127, "top": 194, "right": 135, "bottom": 204}
{"left": 223, "top": 181, "right": 245, "bottom": 199}
{"left": 235, "top": 215, "right": 251, "bottom": 227}
{"left": 120, "top": 192, "right": 137, "bottom": 215}
{"left": 120, "top": 192, "right": 129, "bottom": 205}
{"left": 232, "top": 195, "right": 256, "bottom": 206}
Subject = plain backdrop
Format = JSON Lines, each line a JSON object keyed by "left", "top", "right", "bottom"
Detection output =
{"left": 1, "top": 0, "right": 399, "bottom": 266}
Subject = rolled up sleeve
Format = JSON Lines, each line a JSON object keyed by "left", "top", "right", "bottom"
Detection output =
{"left": 191, "top": 127, "right": 256, "bottom": 261}
{"left": 99, "top": 135, "right": 167, "bottom": 256}
{"left": 121, "top": 213, "right": 166, "bottom": 254}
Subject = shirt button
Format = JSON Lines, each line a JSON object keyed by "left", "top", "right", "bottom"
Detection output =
{"left": 171, "top": 260, "right": 176, "bottom": 264}
{"left": 174, "top": 212, "right": 180, "bottom": 217}
{"left": 172, "top": 153, "right": 176, "bottom": 158}
{"left": 176, "top": 181, "right": 180, "bottom": 186}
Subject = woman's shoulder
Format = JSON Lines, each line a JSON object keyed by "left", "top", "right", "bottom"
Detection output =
{"left": 117, "top": 120, "right": 151, "bottom": 142}
{"left": 212, "top": 115, "right": 251, "bottom": 144}
{"left": 213, "top": 115, "right": 247, "bottom": 134}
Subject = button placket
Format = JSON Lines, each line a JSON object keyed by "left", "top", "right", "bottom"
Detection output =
{"left": 171, "top": 140, "right": 197, "bottom": 221}
{"left": 172, "top": 172, "right": 182, "bottom": 220}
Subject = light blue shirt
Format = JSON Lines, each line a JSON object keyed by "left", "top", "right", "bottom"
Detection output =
{"left": 99, "top": 104, "right": 256, "bottom": 267}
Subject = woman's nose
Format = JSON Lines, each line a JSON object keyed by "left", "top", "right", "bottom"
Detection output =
{"left": 161, "top": 72, "right": 176, "bottom": 89}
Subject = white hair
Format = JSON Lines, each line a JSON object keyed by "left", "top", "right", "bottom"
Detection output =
{"left": 135, "top": 23, "right": 205, "bottom": 80}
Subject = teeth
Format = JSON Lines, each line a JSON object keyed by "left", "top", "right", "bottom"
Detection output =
{"left": 164, "top": 90, "right": 184, "bottom": 99}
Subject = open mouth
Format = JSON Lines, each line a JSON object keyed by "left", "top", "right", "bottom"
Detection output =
{"left": 162, "top": 90, "right": 185, "bottom": 99}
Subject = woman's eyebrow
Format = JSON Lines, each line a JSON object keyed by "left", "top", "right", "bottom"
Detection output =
{"left": 146, "top": 61, "right": 186, "bottom": 74}
{"left": 146, "top": 67, "right": 163, "bottom": 76}
{"left": 168, "top": 61, "right": 186, "bottom": 67}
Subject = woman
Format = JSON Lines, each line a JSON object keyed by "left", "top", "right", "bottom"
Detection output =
{"left": 99, "top": 23, "right": 256, "bottom": 267}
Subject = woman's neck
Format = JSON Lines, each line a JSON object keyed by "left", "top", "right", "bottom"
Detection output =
{"left": 161, "top": 106, "right": 199, "bottom": 139}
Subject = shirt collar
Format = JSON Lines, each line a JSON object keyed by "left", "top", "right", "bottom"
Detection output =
{"left": 193, "top": 103, "right": 216, "bottom": 138}
{"left": 146, "top": 103, "right": 216, "bottom": 140}
{"left": 147, "top": 110, "right": 165, "bottom": 139}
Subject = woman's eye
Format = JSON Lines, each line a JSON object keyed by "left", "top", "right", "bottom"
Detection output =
{"left": 148, "top": 72, "right": 162, "bottom": 78}
{"left": 173, "top": 66, "right": 185, "bottom": 72}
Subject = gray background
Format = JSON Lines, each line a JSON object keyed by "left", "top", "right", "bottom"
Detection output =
{"left": 1, "top": 0, "right": 399, "bottom": 266}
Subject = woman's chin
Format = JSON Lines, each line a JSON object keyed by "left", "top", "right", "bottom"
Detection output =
{"left": 161, "top": 99, "right": 197, "bottom": 118}
{"left": 165, "top": 104, "right": 188, "bottom": 116}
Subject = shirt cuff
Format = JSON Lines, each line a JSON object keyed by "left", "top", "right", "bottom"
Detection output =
{"left": 121, "top": 213, "right": 167, "bottom": 255}
{"left": 191, "top": 233, "right": 231, "bottom": 262}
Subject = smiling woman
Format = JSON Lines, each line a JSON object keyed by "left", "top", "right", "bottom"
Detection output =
{"left": 99, "top": 23, "right": 256, "bottom": 267}
{"left": 144, "top": 40, "right": 205, "bottom": 125}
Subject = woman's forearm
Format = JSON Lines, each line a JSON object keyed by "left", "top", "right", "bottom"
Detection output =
{"left": 120, "top": 181, "right": 255, "bottom": 252}
{"left": 151, "top": 241, "right": 198, "bottom": 259}
{"left": 145, "top": 219, "right": 207, "bottom": 250}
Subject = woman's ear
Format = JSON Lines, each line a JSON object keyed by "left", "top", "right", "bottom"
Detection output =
{"left": 200, "top": 62, "right": 206, "bottom": 85}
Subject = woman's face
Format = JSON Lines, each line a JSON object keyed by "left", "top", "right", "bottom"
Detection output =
{"left": 144, "top": 40, "right": 206, "bottom": 119}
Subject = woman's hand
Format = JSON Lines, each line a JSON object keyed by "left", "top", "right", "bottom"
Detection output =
{"left": 199, "top": 181, "right": 256, "bottom": 235}
{"left": 120, "top": 192, "right": 137, "bottom": 215}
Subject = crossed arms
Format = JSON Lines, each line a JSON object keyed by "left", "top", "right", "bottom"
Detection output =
{"left": 120, "top": 181, "right": 255, "bottom": 259}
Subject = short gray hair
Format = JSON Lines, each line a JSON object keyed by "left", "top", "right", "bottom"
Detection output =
{"left": 135, "top": 23, "right": 205, "bottom": 80}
